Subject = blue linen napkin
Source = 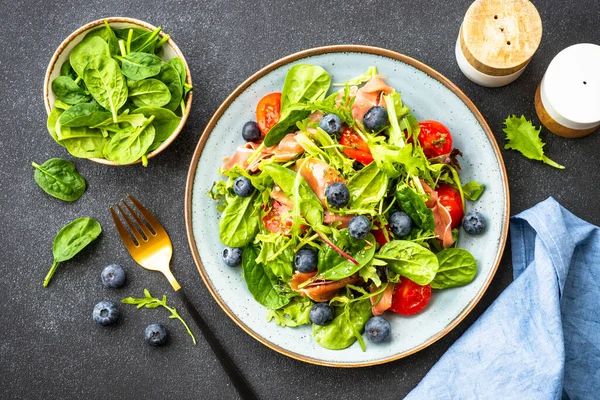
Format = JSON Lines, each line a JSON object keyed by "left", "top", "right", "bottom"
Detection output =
{"left": 405, "top": 197, "right": 600, "bottom": 400}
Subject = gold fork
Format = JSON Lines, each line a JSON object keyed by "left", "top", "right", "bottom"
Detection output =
{"left": 110, "top": 195, "right": 258, "bottom": 400}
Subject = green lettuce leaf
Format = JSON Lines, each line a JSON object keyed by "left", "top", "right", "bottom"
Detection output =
{"left": 503, "top": 115, "right": 564, "bottom": 169}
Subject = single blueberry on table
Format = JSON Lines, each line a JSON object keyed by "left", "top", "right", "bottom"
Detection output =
{"left": 363, "top": 106, "right": 388, "bottom": 132}
{"left": 101, "top": 263, "right": 126, "bottom": 288}
{"left": 325, "top": 182, "right": 350, "bottom": 208}
{"left": 348, "top": 216, "right": 371, "bottom": 240}
{"left": 389, "top": 211, "right": 413, "bottom": 237}
{"left": 319, "top": 113, "right": 342, "bottom": 135}
{"left": 92, "top": 301, "right": 119, "bottom": 326}
{"left": 310, "top": 303, "right": 334, "bottom": 326}
{"left": 242, "top": 121, "right": 261, "bottom": 142}
{"left": 233, "top": 176, "right": 255, "bottom": 197}
{"left": 222, "top": 247, "right": 243, "bottom": 267}
{"left": 365, "top": 316, "right": 391, "bottom": 343}
{"left": 145, "top": 323, "right": 168, "bottom": 346}
{"left": 462, "top": 211, "right": 486, "bottom": 235}
{"left": 294, "top": 248, "right": 318, "bottom": 273}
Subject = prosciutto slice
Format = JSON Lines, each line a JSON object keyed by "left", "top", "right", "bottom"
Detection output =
{"left": 422, "top": 181, "right": 454, "bottom": 248}
{"left": 371, "top": 284, "right": 393, "bottom": 316}
{"left": 221, "top": 134, "right": 304, "bottom": 171}
{"left": 290, "top": 271, "right": 360, "bottom": 302}
{"left": 293, "top": 157, "right": 346, "bottom": 205}
{"left": 351, "top": 75, "right": 394, "bottom": 121}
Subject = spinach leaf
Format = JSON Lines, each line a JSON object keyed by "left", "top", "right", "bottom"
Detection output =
{"left": 312, "top": 299, "right": 372, "bottom": 350}
{"left": 347, "top": 161, "right": 389, "bottom": 207}
{"left": 89, "top": 112, "right": 148, "bottom": 130}
{"left": 377, "top": 240, "right": 439, "bottom": 285}
{"left": 462, "top": 181, "right": 486, "bottom": 201}
{"left": 84, "top": 20, "right": 119, "bottom": 56}
{"left": 32, "top": 158, "right": 86, "bottom": 202}
{"left": 47, "top": 107, "right": 64, "bottom": 146}
{"left": 82, "top": 55, "right": 128, "bottom": 122}
{"left": 44, "top": 217, "right": 102, "bottom": 287}
{"left": 62, "top": 135, "right": 108, "bottom": 159}
{"left": 55, "top": 119, "right": 103, "bottom": 140}
{"left": 51, "top": 76, "right": 91, "bottom": 105}
{"left": 127, "top": 79, "right": 171, "bottom": 108}
{"left": 69, "top": 36, "right": 110, "bottom": 77}
{"left": 132, "top": 106, "right": 181, "bottom": 151}
{"left": 60, "top": 60, "right": 77, "bottom": 80}
{"left": 317, "top": 229, "right": 376, "bottom": 280}
{"left": 333, "top": 66, "right": 378, "bottom": 87}
{"left": 242, "top": 244, "right": 291, "bottom": 310}
{"left": 57, "top": 102, "right": 112, "bottom": 127}
{"left": 156, "top": 62, "right": 182, "bottom": 111}
{"left": 105, "top": 116, "right": 156, "bottom": 165}
{"left": 396, "top": 182, "right": 435, "bottom": 231}
{"left": 53, "top": 100, "right": 72, "bottom": 110}
{"left": 116, "top": 52, "right": 163, "bottom": 80}
{"left": 431, "top": 248, "right": 477, "bottom": 289}
{"left": 266, "top": 296, "right": 312, "bottom": 327}
{"left": 263, "top": 109, "right": 310, "bottom": 147}
{"left": 218, "top": 192, "right": 260, "bottom": 247}
{"left": 168, "top": 57, "right": 186, "bottom": 86}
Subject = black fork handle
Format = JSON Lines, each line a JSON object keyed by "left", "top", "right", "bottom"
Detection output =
{"left": 176, "top": 286, "right": 259, "bottom": 400}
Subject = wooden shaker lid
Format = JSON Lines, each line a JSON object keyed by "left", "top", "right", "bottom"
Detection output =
{"left": 460, "top": 0, "right": 542, "bottom": 76}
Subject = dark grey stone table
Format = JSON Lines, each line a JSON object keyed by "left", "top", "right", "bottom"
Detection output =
{"left": 2, "top": 0, "right": 599, "bottom": 398}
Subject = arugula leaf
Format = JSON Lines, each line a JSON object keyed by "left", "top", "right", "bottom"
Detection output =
{"left": 503, "top": 115, "right": 565, "bottom": 169}
{"left": 242, "top": 244, "right": 292, "bottom": 310}
{"left": 266, "top": 296, "right": 312, "bottom": 327}
{"left": 122, "top": 289, "right": 196, "bottom": 344}
{"left": 462, "top": 181, "right": 486, "bottom": 201}
{"left": 255, "top": 232, "right": 295, "bottom": 282}
{"left": 377, "top": 240, "right": 439, "bottom": 285}
{"left": 383, "top": 92, "right": 410, "bottom": 147}
{"left": 431, "top": 248, "right": 477, "bottom": 289}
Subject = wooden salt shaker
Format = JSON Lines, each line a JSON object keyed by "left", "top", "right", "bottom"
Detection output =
{"left": 455, "top": 0, "right": 542, "bottom": 87}
{"left": 535, "top": 44, "right": 600, "bottom": 138}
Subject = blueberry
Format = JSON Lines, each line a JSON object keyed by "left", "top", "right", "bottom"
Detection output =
{"left": 294, "top": 248, "right": 318, "bottom": 272}
{"left": 93, "top": 301, "right": 119, "bottom": 326}
{"left": 462, "top": 211, "right": 486, "bottom": 235}
{"left": 319, "top": 113, "right": 342, "bottom": 135}
{"left": 233, "top": 176, "right": 255, "bottom": 197}
{"left": 242, "top": 121, "right": 261, "bottom": 142}
{"left": 222, "top": 247, "right": 243, "bottom": 267}
{"left": 365, "top": 316, "right": 391, "bottom": 343}
{"left": 101, "top": 264, "right": 126, "bottom": 288}
{"left": 324, "top": 182, "right": 350, "bottom": 208}
{"left": 348, "top": 216, "right": 371, "bottom": 240}
{"left": 310, "top": 303, "right": 334, "bottom": 326}
{"left": 363, "top": 106, "right": 388, "bottom": 132}
{"left": 389, "top": 211, "right": 413, "bottom": 237}
{"left": 145, "top": 323, "right": 168, "bottom": 346}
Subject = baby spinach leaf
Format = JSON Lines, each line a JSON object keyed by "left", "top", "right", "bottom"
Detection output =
{"left": 55, "top": 119, "right": 103, "bottom": 140}
{"left": 333, "top": 66, "right": 378, "bottom": 87}
{"left": 90, "top": 112, "right": 148, "bottom": 130}
{"left": 60, "top": 60, "right": 77, "bottom": 80}
{"left": 219, "top": 192, "right": 260, "bottom": 247}
{"left": 431, "top": 248, "right": 477, "bottom": 289}
{"left": 462, "top": 181, "right": 486, "bottom": 201}
{"left": 266, "top": 296, "right": 312, "bottom": 327}
{"left": 263, "top": 109, "right": 310, "bottom": 147}
{"left": 127, "top": 79, "right": 171, "bottom": 108}
{"left": 347, "top": 162, "right": 389, "bottom": 207}
{"left": 47, "top": 107, "right": 65, "bottom": 146}
{"left": 69, "top": 36, "right": 110, "bottom": 77}
{"left": 156, "top": 62, "right": 182, "bottom": 111}
{"left": 312, "top": 299, "right": 372, "bottom": 350}
{"left": 168, "top": 57, "right": 187, "bottom": 86}
{"left": 280, "top": 64, "right": 331, "bottom": 115}
{"left": 116, "top": 52, "right": 163, "bottom": 80}
{"left": 396, "top": 182, "right": 435, "bottom": 231}
{"left": 57, "top": 102, "right": 112, "bottom": 127}
{"left": 82, "top": 55, "right": 128, "bottom": 122}
{"left": 32, "top": 158, "right": 86, "bottom": 202}
{"left": 53, "top": 100, "right": 72, "bottom": 110}
{"left": 105, "top": 116, "right": 156, "bottom": 165}
{"left": 52, "top": 76, "right": 91, "bottom": 105}
{"left": 242, "top": 244, "right": 291, "bottom": 310}
{"left": 44, "top": 217, "right": 102, "bottom": 287}
{"left": 377, "top": 240, "right": 439, "bottom": 285}
{"left": 84, "top": 20, "right": 119, "bottom": 56}
{"left": 317, "top": 229, "right": 376, "bottom": 280}
{"left": 132, "top": 106, "right": 181, "bottom": 151}
{"left": 62, "top": 135, "right": 108, "bottom": 159}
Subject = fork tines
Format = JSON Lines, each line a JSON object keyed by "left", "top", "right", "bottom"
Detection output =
{"left": 110, "top": 195, "right": 161, "bottom": 248}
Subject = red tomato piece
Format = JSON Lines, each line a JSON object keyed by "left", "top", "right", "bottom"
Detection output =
{"left": 256, "top": 92, "right": 282, "bottom": 135}
{"left": 418, "top": 120, "right": 453, "bottom": 158}
{"left": 340, "top": 127, "right": 374, "bottom": 165}
{"left": 262, "top": 200, "right": 292, "bottom": 234}
{"left": 372, "top": 221, "right": 392, "bottom": 246}
{"left": 436, "top": 184, "right": 464, "bottom": 229}
{"left": 389, "top": 278, "right": 431, "bottom": 315}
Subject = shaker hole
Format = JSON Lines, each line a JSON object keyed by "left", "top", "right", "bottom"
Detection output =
{"left": 507, "top": 41, "right": 511, "bottom": 45}
{"left": 494, "top": 15, "right": 498, "bottom": 19}
{"left": 583, "top": 81, "right": 587, "bottom": 85}
{"left": 500, "top": 28, "right": 504, "bottom": 32}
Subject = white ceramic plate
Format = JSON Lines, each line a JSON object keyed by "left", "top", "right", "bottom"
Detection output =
{"left": 185, "top": 46, "right": 509, "bottom": 367}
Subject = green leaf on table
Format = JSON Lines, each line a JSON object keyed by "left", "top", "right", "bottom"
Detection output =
{"left": 32, "top": 158, "right": 86, "bottom": 202}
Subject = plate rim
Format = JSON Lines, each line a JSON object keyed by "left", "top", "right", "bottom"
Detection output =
{"left": 184, "top": 44, "right": 510, "bottom": 367}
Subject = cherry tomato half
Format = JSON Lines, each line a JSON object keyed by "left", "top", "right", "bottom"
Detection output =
{"left": 263, "top": 200, "right": 292, "bottom": 234}
{"left": 372, "top": 221, "right": 392, "bottom": 246}
{"left": 389, "top": 278, "right": 431, "bottom": 315}
{"left": 340, "top": 127, "right": 374, "bottom": 165}
{"left": 436, "top": 184, "right": 464, "bottom": 229}
{"left": 418, "top": 120, "right": 453, "bottom": 158}
{"left": 256, "top": 92, "right": 282, "bottom": 135}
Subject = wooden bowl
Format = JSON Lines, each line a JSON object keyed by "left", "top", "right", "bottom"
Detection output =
{"left": 43, "top": 17, "right": 193, "bottom": 166}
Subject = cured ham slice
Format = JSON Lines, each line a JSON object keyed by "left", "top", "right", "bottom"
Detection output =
{"left": 371, "top": 284, "right": 393, "bottom": 316}
{"left": 422, "top": 181, "right": 454, "bottom": 248}
{"left": 293, "top": 157, "right": 346, "bottom": 205}
{"left": 221, "top": 142, "right": 260, "bottom": 170}
{"left": 323, "top": 211, "right": 352, "bottom": 228}
{"left": 221, "top": 134, "right": 304, "bottom": 171}
{"left": 269, "top": 133, "right": 304, "bottom": 161}
{"left": 290, "top": 271, "right": 360, "bottom": 302}
{"left": 351, "top": 75, "right": 394, "bottom": 121}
